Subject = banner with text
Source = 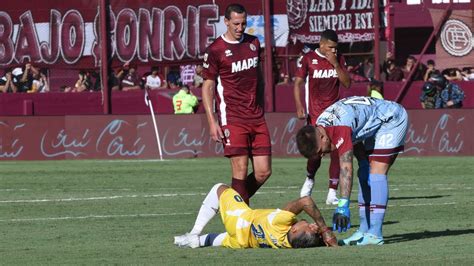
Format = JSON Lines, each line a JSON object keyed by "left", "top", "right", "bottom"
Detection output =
{"left": 0, "top": 0, "right": 288, "bottom": 68}
{"left": 287, "top": 0, "right": 387, "bottom": 44}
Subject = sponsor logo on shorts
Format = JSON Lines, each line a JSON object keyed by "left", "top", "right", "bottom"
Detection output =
{"left": 336, "top": 137, "right": 344, "bottom": 149}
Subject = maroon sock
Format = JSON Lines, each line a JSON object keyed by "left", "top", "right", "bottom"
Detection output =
{"left": 246, "top": 172, "right": 263, "bottom": 199}
{"left": 306, "top": 158, "right": 321, "bottom": 179}
{"left": 231, "top": 178, "right": 249, "bottom": 204}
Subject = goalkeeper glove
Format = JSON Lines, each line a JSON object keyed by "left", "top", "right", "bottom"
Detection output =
{"left": 333, "top": 198, "right": 351, "bottom": 233}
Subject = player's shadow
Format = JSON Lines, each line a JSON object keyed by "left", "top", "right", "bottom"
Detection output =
{"left": 384, "top": 229, "right": 474, "bottom": 244}
{"left": 388, "top": 195, "right": 447, "bottom": 201}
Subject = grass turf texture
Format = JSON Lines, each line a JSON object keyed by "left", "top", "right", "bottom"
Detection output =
{"left": 1, "top": 157, "right": 473, "bottom": 264}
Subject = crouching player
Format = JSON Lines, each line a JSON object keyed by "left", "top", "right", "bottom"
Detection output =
{"left": 296, "top": 96, "right": 408, "bottom": 246}
{"left": 174, "top": 183, "right": 337, "bottom": 249}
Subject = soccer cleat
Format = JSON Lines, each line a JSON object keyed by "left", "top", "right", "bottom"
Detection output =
{"left": 356, "top": 233, "right": 384, "bottom": 246}
{"left": 338, "top": 230, "right": 365, "bottom": 246}
{"left": 174, "top": 233, "right": 200, "bottom": 248}
{"left": 300, "top": 177, "right": 315, "bottom": 197}
{"left": 325, "top": 188, "right": 339, "bottom": 205}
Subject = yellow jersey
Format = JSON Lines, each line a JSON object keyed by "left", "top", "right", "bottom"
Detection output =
{"left": 219, "top": 188, "right": 296, "bottom": 249}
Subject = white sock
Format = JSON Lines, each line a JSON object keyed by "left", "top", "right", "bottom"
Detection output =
{"left": 189, "top": 183, "right": 224, "bottom": 235}
{"left": 300, "top": 177, "right": 315, "bottom": 197}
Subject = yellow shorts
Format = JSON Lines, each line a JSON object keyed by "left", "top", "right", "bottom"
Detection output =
{"left": 219, "top": 188, "right": 252, "bottom": 248}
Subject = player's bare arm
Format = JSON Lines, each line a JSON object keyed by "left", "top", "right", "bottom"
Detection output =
{"left": 283, "top": 196, "right": 338, "bottom": 247}
{"left": 339, "top": 149, "right": 354, "bottom": 199}
{"left": 202, "top": 79, "right": 223, "bottom": 142}
{"left": 293, "top": 77, "right": 306, "bottom": 119}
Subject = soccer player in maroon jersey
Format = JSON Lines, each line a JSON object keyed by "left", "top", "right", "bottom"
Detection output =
{"left": 201, "top": 4, "right": 271, "bottom": 204}
{"left": 293, "top": 29, "right": 351, "bottom": 205}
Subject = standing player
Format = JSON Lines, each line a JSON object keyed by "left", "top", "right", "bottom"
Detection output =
{"left": 201, "top": 4, "right": 271, "bottom": 204}
{"left": 296, "top": 96, "right": 409, "bottom": 246}
{"left": 174, "top": 183, "right": 337, "bottom": 249}
{"left": 293, "top": 29, "right": 351, "bottom": 204}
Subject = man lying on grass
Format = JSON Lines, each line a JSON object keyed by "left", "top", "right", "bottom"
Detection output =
{"left": 174, "top": 183, "right": 337, "bottom": 249}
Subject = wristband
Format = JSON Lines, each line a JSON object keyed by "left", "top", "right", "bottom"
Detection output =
{"left": 337, "top": 198, "right": 349, "bottom": 208}
{"left": 320, "top": 227, "right": 331, "bottom": 234}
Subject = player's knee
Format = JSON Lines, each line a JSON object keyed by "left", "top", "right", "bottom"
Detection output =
{"left": 212, "top": 183, "right": 229, "bottom": 198}
{"left": 255, "top": 168, "right": 271, "bottom": 182}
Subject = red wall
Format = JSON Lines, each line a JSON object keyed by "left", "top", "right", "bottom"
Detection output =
{"left": 1, "top": 81, "right": 473, "bottom": 116}
{"left": 0, "top": 110, "right": 471, "bottom": 160}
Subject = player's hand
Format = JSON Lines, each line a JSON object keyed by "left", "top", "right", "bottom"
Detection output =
{"left": 325, "top": 51, "right": 339, "bottom": 68}
{"left": 321, "top": 228, "right": 338, "bottom": 247}
{"left": 332, "top": 198, "right": 351, "bottom": 233}
{"left": 296, "top": 106, "right": 306, "bottom": 120}
{"left": 209, "top": 123, "right": 224, "bottom": 143}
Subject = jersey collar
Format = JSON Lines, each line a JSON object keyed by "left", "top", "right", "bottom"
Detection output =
{"left": 221, "top": 34, "right": 244, "bottom": 44}
{"left": 315, "top": 48, "right": 326, "bottom": 58}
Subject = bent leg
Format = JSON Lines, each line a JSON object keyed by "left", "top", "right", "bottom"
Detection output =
{"left": 246, "top": 155, "right": 272, "bottom": 199}
{"left": 190, "top": 183, "right": 228, "bottom": 235}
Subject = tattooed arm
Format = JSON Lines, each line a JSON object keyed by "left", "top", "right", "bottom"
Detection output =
{"left": 283, "top": 196, "right": 337, "bottom": 246}
{"left": 339, "top": 149, "right": 354, "bottom": 199}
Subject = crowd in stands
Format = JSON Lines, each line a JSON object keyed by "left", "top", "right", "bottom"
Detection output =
{"left": 1, "top": 53, "right": 472, "bottom": 111}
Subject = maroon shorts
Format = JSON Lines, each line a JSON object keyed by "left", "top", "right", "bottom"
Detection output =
{"left": 221, "top": 121, "right": 271, "bottom": 157}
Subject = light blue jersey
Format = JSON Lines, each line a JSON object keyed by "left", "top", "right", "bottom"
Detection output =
{"left": 316, "top": 96, "right": 408, "bottom": 154}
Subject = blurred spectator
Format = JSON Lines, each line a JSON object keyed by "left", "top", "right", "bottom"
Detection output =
{"left": 0, "top": 69, "right": 19, "bottom": 93}
{"left": 402, "top": 55, "right": 425, "bottom": 81}
{"left": 17, "top": 63, "right": 39, "bottom": 92}
{"left": 384, "top": 59, "right": 404, "bottom": 81}
{"left": 118, "top": 64, "right": 140, "bottom": 91}
{"left": 278, "top": 73, "right": 291, "bottom": 85}
{"left": 362, "top": 57, "right": 374, "bottom": 80}
{"left": 461, "top": 67, "right": 474, "bottom": 81}
{"left": 419, "top": 82, "right": 438, "bottom": 109}
{"left": 367, "top": 79, "right": 384, "bottom": 99}
{"left": 28, "top": 69, "right": 49, "bottom": 93}
{"left": 145, "top": 66, "right": 166, "bottom": 90}
{"left": 64, "top": 70, "right": 92, "bottom": 92}
{"left": 442, "top": 68, "right": 464, "bottom": 82}
{"left": 172, "top": 84, "right": 199, "bottom": 114}
{"left": 346, "top": 59, "right": 368, "bottom": 82}
{"left": 166, "top": 67, "right": 181, "bottom": 89}
{"left": 429, "top": 73, "right": 464, "bottom": 108}
{"left": 423, "top": 59, "right": 439, "bottom": 81}
{"left": 193, "top": 65, "right": 204, "bottom": 88}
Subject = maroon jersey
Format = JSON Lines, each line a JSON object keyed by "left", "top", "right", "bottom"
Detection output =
{"left": 202, "top": 33, "right": 264, "bottom": 125}
{"left": 295, "top": 49, "right": 347, "bottom": 123}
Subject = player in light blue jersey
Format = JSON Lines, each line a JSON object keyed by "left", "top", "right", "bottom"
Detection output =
{"left": 296, "top": 96, "right": 408, "bottom": 246}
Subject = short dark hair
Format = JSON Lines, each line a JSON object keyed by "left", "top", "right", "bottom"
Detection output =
{"left": 427, "top": 59, "right": 435, "bottom": 65}
{"left": 289, "top": 230, "right": 324, "bottom": 248}
{"left": 320, "top": 29, "right": 338, "bottom": 43}
{"left": 225, "top": 4, "right": 246, "bottom": 19}
{"left": 296, "top": 125, "right": 318, "bottom": 159}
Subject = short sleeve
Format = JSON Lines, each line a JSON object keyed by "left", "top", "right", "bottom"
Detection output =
{"left": 325, "top": 126, "right": 353, "bottom": 156}
{"left": 294, "top": 55, "right": 308, "bottom": 79}
{"left": 202, "top": 47, "right": 219, "bottom": 81}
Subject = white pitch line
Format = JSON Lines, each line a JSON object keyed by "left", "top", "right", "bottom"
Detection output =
{"left": 0, "top": 202, "right": 457, "bottom": 223}
{"left": 0, "top": 212, "right": 193, "bottom": 222}
{"left": 0, "top": 191, "right": 299, "bottom": 204}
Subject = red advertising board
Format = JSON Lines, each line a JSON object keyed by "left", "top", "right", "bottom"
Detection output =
{"left": 0, "top": 110, "right": 472, "bottom": 160}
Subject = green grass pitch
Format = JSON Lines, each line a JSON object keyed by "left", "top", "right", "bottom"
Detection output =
{"left": 1, "top": 157, "right": 473, "bottom": 264}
